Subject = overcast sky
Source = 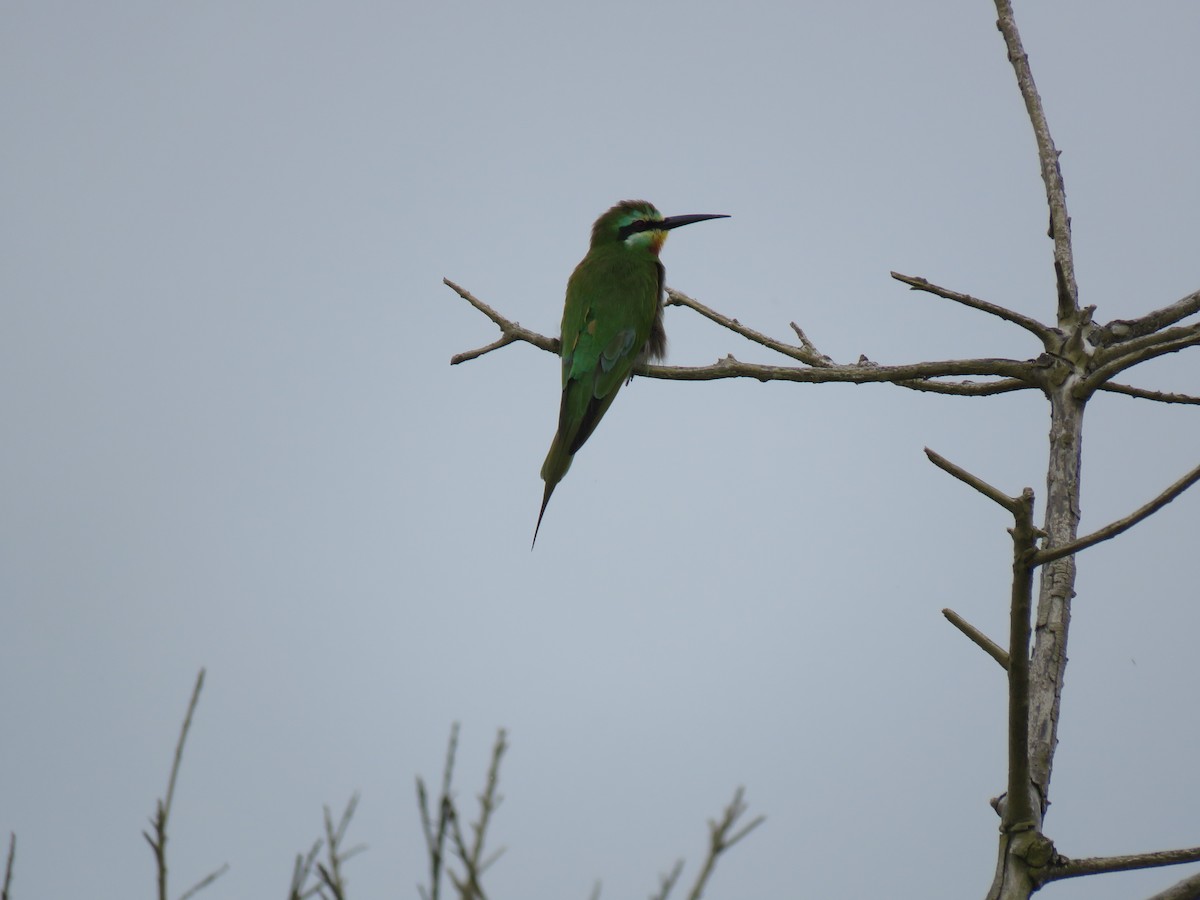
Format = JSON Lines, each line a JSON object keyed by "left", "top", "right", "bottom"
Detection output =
{"left": 3, "top": 2, "right": 1198, "bottom": 898}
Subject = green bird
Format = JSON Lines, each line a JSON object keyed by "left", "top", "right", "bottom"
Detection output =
{"left": 533, "top": 199, "right": 729, "bottom": 546}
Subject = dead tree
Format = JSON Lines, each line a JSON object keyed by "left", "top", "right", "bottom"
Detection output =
{"left": 446, "top": 2, "right": 1200, "bottom": 897}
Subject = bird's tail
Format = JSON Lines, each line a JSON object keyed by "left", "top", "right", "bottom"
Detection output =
{"left": 532, "top": 432, "right": 573, "bottom": 549}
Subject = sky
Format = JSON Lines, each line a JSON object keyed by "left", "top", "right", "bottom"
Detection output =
{"left": 2, "top": 2, "right": 1199, "bottom": 898}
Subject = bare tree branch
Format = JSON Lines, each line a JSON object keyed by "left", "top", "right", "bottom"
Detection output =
{"left": 665, "top": 288, "right": 833, "bottom": 366}
{"left": 417, "top": 723, "right": 461, "bottom": 900}
{"left": 1035, "top": 461, "right": 1200, "bottom": 565}
{"left": 445, "top": 279, "right": 559, "bottom": 364}
{"left": 178, "top": 864, "right": 231, "bottom": 900}
{"left": 684, "top": 788, "right": 765, "bottom": 900}
{"left": 895, "top": 378, "right": 1034, "bottom": 397}
{"left": 1097, "top": 382, "right": 1200, "bottom": 405}
{"left": 143, "top": 669, "right": 227, "bottom": 900}
{"left": 2, "top": 833, "right": 14, "bottom": 900}
{"left": 924, "top": 448, "right": 1023, "bottom": 513}
{"left": 994, "top": 0, "right": 1078, "bottom": 319}
{"left": 286, "top": 841, "right": 322, "bottom": 900}
{"left": 890, "top": 272, "right": 1057, "bottom": 344}
{"left": 1080, "top": 325, "right": 1200, "bottom": 396}
{"left": 1003, "top": 488, "right": 1040, "bottom": 834}
{"left": 1147, "top": 868, "right": 1200, "bottom": 900}
{"left": 445, "top": 280, "right": 1044, "bottom": 394}
{"left": 646, "top": 356, "right": 1038, "bottom": 385}
{"left": 1094, "top": 286, "right": 1200, "bottom": 346}
{"left": 942, "top": 608, "right": 1010, "bottom": 669}
{"left": 1038, "top": 845, "right": 1200, "bottom": 884}
{"left": 650, "top": 860, "right": 685, "bottom": 900}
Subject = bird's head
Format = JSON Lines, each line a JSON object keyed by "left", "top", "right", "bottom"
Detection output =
{"left": 590, "top": 200, "right": 729, "bottom": 255}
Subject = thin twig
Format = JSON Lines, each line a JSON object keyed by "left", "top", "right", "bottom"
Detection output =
{"left": 465, "top": 730, "right": 508, "bottom": 879}
{"left": 995, "top": 0, "right": 1078, "bottom": 319}
{"left": 942, "top": 608, "right": 1010, "bottom": 669}
{"left": 287, "top": 841, "right": 322, "bottom": 900}
{"left": 178, "top": 864, "right": 230, "bottom": 900}
{"left": 418, "top": 723, "right": 461, "bottom": 900}
{"left": 2, "top": 833, "right": 14, "bottom": 900}
{"left": 650, "top": 860, "right": 685, "bottom": 900}
{"left": 143, "top": 670, "right": 226, "bottom": 900}
{"left": 1098, "top": 382, "right": 1200, "bottom": 405}
{"left": 924, "top": 448, "right": 1022, "bottom": 513}
{"left": 444, "top": 278, "right": 559, "bottom": 364}
{"left": 666, "top": 288, "right": 833, "bottom": 366}
{"left": 684, "top": 787, "right": 765, "bottom": 900}
{"left": 1039, "top": 844, "right": 1200, "bottom": 884}
{"left": 316, "top": 794, "right": 365, "bottom": 900}
{"left": 890, "top": 272, "right": 1056, "bottom": 344}
{"left": 1036, "top": 461, "right": 1200, "bottom": 565}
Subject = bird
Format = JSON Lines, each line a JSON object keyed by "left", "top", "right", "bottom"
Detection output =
{"left": 532, "top": 199, "right": 729, "bottom": 547}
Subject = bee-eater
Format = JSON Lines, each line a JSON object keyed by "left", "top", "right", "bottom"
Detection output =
{"left": 533, "top": 199, "right": 729, "bottom": 546}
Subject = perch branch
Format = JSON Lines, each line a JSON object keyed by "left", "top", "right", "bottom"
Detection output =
{"left": 647, "top": 357, "right": 1036, "bottom": 385}
{"left": 1035, "top": 461, "right": 1200, "bottom": 565}
{"left": 890, "top": 272, "right": 1056, "bottom": 344}
{"left": 1038, "top": 844, "right": 1200, "bottom": 884}
{"left": 446, "top": 281, "right": 1042, "bottom": 393}
{"left": 942, "top": 608, "right": 1010, "bottom": 669}
{"left": 995, "top": 0, "right": 1078, "bottom": 319}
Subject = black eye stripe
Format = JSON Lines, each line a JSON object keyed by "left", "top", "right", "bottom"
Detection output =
{"left": 618, "top": 218, "right": 657, "bottom": 240}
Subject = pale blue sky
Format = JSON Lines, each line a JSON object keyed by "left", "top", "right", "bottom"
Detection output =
{"left": 3, "top": 2, "right": 1198, "bottom": 898}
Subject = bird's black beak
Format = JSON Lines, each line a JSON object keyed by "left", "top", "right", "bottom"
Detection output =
{"left": 659, "top": 213, "right": 730, "bottom": 231}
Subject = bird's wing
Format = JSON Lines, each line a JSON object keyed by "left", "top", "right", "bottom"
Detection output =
{"left": 557, "top": 255, "right": 657, "bottom": 454}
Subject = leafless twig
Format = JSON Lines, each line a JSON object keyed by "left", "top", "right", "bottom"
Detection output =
{"left": 1035, "top": 461, "right": 1200, "bottom": 565}
{"left": 1038, "top": 844, "right": 1200, "bottom": 884}
{"left": 924, "top": 448, "right": 1023, "bottom": 513}
{"left": 286, "top": 841, "right": 322, "bottom": 900}
{"left": 1098, "top": 383, "right": 1200, "bottom": 405}
{"left": 942, "top": 608, "right": 1010, "bottom": 669}
{"left": 994, "top": 0, "right": 1077, "bottom": 319}
{"left": 1095, "top": 287, "right": 1200, "bottom": 345}
{"left": 143, "top": 669, "right": 228, "bottom": 900}
{"left": 891, "top": 272, "right": 1056, "bottom": 344}
{"left": 684, "top": 787, "right": 765, "bottom": 900}
{"left": 2, "top": 833, "right": 14, "bottom": 900}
